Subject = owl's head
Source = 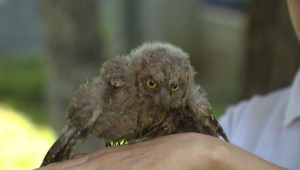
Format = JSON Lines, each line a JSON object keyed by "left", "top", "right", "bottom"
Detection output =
{"left": 127, "top": 42, "right": 196, "bottom": 109}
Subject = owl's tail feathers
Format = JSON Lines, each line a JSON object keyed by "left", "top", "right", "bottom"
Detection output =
{"left": 207, "top": 115, "right": 229, "bottom": 142}
{"left": 40, "top": 126, "right": 91, "bottom": 167}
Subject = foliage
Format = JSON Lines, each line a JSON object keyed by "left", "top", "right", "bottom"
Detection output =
{"left": 0, "top": 56, "right": 49, "bottom": 125}
{"left": 0, "top": 104, "right": 56, "bottom": 170}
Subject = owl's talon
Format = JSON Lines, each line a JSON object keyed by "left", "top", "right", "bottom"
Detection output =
{"left": 106, "top": 140, "right": 129, "bottom": 147}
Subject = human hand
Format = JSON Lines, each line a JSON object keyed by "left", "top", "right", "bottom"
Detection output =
{"left": 36, "top": 133, "right": 286, "bottom": 170}
{"left": 37, "top": 133, "right": 225, "bottom": 170}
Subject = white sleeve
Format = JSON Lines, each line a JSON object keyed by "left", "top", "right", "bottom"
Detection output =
{"left": 218, "top": 99, "right": 250, "bottom": 142}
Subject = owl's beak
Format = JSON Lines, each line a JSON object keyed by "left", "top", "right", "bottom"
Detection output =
{"left": 160, "top": 90, "right": 170, "bottom": 107}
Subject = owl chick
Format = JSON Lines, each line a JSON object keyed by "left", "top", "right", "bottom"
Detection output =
{"left": 41, "top": 42, "right": 229, "bottom": 167}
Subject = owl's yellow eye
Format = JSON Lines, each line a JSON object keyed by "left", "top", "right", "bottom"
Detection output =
{"left": 171, "top": 85, "right": 179, "bottom": 92}
{"left": 146, "top": 80, "right": 157, "bottom": 89}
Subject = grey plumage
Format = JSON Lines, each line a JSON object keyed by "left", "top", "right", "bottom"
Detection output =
{"left": 41, "top": 42, "right": 229, "bottom": 167}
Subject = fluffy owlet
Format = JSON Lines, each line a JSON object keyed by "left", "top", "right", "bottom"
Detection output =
{"left": 41, "top": 42, "right": 229, "bottom": 167}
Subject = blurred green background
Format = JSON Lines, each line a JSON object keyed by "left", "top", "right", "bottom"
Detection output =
{"left": 1, "top": 0, "right": 299, "bottom": 169}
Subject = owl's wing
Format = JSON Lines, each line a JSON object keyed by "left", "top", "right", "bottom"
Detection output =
{"left": 185, "top": 86, "right": 229, "bottom": 142}
{"left": 100, "top": 56, "right": 129, "bottom": 87}
{"left": 41, "top": 57, "right": 129, "bottom": 167}
{"left": 40, "top": 82, "right": 103, "bottom": 167}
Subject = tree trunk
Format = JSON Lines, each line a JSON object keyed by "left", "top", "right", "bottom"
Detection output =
{"left": 243, "top": 0, "right": 300, "bottom": 99}
{"left": 40, "top": 0, "right": 105, "bottom": 154}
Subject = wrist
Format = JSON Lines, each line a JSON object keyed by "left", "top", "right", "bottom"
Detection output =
{"left": 191, "top": 134, "right": 233, "bottom": 170}
{"left": 206, "top": 142, "right": 233, "bottom": 169}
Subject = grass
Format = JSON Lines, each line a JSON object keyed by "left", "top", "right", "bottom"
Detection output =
{"left": 0, "top": 104, "right": 56, "bottom": 170}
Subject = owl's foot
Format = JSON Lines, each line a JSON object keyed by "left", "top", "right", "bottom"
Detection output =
{"left": 105, "top": 137, "right": 150, "bottom": 147}
{"left": 106, "top": 140, "right": 128, "bottom": 147}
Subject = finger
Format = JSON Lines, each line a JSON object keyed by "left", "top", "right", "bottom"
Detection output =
{"left": 72, "top": 153, "right": 87, "bottom": 159}
{"left": 62, "top": 162, "right": 88, "bottom": 170}
{"left": 38, "top": 155, "right": 88, "bottom": 170}
{"left": 64, "top": 151, "right": 132, "bottom": 170}
{"left": 88, "top": 145, "right": 131, "bottom": 160}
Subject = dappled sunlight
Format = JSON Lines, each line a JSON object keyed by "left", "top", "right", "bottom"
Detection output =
{"left": 0, "top": 104, "right": 57, "bottom": 170}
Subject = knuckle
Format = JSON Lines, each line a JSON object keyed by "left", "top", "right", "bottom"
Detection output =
{"left": 72, "top": 153, "right": 85, "bottom": 159}
{"left": 47, "top": 162, "right": 62, "bottom": 170}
